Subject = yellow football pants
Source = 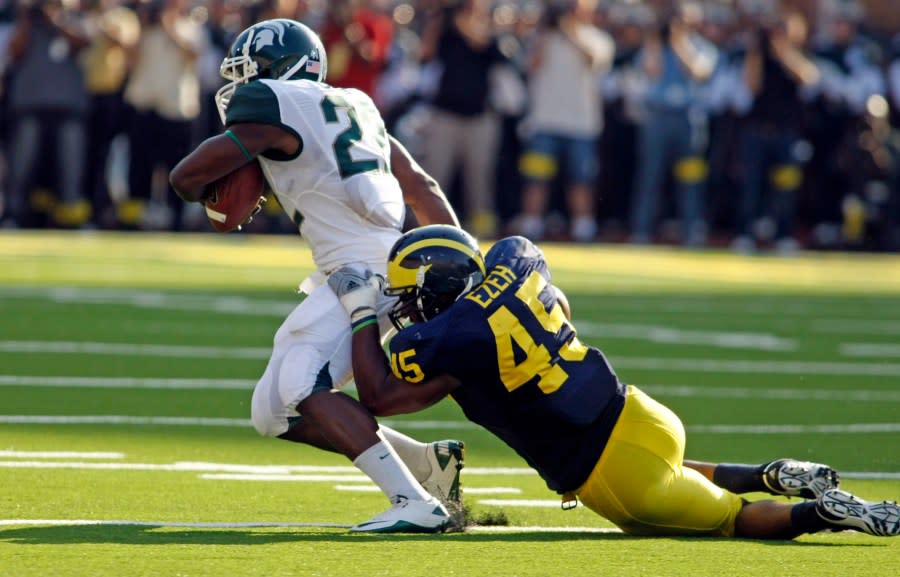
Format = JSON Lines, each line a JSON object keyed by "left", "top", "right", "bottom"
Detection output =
{"left": 576, "top": 385, "right": 743, "bottom": 536}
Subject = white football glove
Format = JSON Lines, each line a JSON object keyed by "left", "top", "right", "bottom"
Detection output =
{"left": 327, "top": 265, "right": 384, "bottom": 329}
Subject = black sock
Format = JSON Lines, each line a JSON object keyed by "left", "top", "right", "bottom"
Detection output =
{"left": 790, "top": 501, "right": 829, "bottom": 534}
{"left": 712, "top": 463, "right": 766, "bottom": 494}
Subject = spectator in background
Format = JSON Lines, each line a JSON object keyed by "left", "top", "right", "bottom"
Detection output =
{"left": 122, "top": 0, "right": 205, "bottom": 231}
{"left": 376, "top": 8, "right": 426, "bottom": 132}
{"left": 512, "top": 0, "right": 614, "bottom": 243}
{"left": 320, "top": 0, "right": 393, "bottom": 108}
{"left": 196, "top": 0, "right": 239, "bottom": 143}
{"left": 0, "top": 0, "right": 15, "bottom": 173}
{"left": 887, "top": 37, "right": 900, "bottom": 250}
{"left": 697, "top": 2, "right": 750, "bottom": 237}
{"left": 418, "top": 0, "right": 507, "bottom": 239}
{"left": 2, "top": 0, "right": 90, "bottom": 229}
{"left": 0, "top": 1, "right": 13, "bottom": 72}
{"left": 807, "top": 2, "right": 885, "bottom": 249}
{"left": 245, "top": 0, "right": 307, "bottom": 23}
{"left": 81, "top": 0, "right": 140, "bottom": 229}
{"left": 484, "top": 1, "right": 529, "bottom": 228}
{"left": 733, "top": 9, "right": 819, "bottom": 254}
{"left": 629, "top": 5, "right": 716, "bottom": 247}
{"left": 892, "top": 35, "right": 900, "bottom": 127}
{"left": 599, "top": 2, "right": 652, "bottom": 235}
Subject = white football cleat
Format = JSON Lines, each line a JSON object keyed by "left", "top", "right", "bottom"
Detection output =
{"left": 816, "top": 489, "right": 900, "bottom": 537}
{"left": 421, "top": 440, "right": 465, "bottom": 532}
{"left": 350, "top": 497, "right": 450, "bottom": 534}
{"left": 761, "top": 458, "right": 839, "bottom": 499}
{"left": 421, "top": 440, "right": 464, "bottom": 505}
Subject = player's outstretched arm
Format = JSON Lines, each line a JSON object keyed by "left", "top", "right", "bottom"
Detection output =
{"left": 327, "top": 265, "right": 459, "bottom": 415}
{"left": 389, "top": 135, "right": 460, "bottom": 228}
{"left": 351, "top": 323, "right": 460, "bottom": 416}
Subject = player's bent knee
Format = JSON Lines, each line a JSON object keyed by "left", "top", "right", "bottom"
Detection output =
{"left": 251, "top": 382, "right": 287, "bottom": 437}
{"left": 250, "top": 360, "right": 297, "bottom": 438}
{"left": 250, "top": 345, "right": 334, "bottom": 438}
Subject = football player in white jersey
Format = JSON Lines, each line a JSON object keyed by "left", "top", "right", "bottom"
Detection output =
{"left": 170, "top": 19, "right": 464, "bottom": 533}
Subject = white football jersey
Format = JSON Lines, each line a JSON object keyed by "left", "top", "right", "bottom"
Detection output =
{"left": 225, "top": 79, "right": 405, "bottom": 274}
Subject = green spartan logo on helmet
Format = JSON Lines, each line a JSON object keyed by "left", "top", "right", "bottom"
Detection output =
{"left": 237, "top": 18, "right": 328, "bottom": 83}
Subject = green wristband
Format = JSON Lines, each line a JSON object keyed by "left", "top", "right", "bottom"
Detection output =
{"left": 224, "top": 129, "right": 253, "bottom": 161}
{"left": 351, "top": 317, "right": 378, "bottom": 334}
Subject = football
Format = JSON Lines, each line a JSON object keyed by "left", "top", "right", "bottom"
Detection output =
{"left": 204, "top": 160, "right": 267, "bottom": 232}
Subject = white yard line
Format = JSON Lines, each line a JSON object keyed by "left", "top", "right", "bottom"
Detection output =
{"left": 614, "top": 357, "right": 900, "bottom": 376}
{"left": 2, "top": 414, "right": 899, "bottom": 434}
{"left": 813, "top": 319, "right": 900, "bottom": 336}
{"left": 840, "top": 343, "right": 900, "bottom": 358}
{"left": 0, "top": 460, "right": 897, "bottom": 480}
{"left": 0, "top": 415, "right": 251, "bottom": 426}
{"left": 334, "top": 485, "right": 522, "bottom": 494}
{"left": 0, "top": 518, "right": 621, "bottom": 533}
{"left": 0, "top": 414, "right": 481, "bottom": 429}
{"left": 1, "top": 456, "right": 896, "bottom": 508}
{"left": 842, "top": 472, "right": 900, "bottom": 480}
{"left": 476, "top": 499, "right": 568, "bottom": 508}
{"left": 690, "top": 423, "right": 900, "bottom": 433}
{"left": 640, "top": 384, "right": 900, "bottom": 402}
{"left": 333, "top": 484, "right": 382, "bottom": 492}
{"left": 0, "top": 519, "right": 350, "bottom": 529}
{"left": 0, "top": 459, "right": 536, "bottom": 475}
{"left": 0, "top": 341, "right": 270, "bottom": 359}
{"left": 5, "top": 340, "right": 900, "bottom": 376}
{"left": 458, "top": 487, "right": 522, "bottom": 494}
{"left": 5, "top": 289, "right": 900, "bottom": 354}
{"left": 0, "top": 286, "right": 293, "bottom": 317}
{"left": 576, "top": 322, "right": 796, "bottom": 351}
{"left": 0, "top": 376, "right": 255, "bottom": 389}
{"left": 201, "top": 473, "right": 371, "bottom": 482}
{"left": 0, "top": 450, "right": 124, "bottom": 459}
{"left": 0, "top": 460, "right": 370, "bottom": 474}
{"left": 4, "top": 376, "right": 900, "bottom": 403}
{"left": 7, "top": 286, "right": 898, "bottom": 322}
{"left": 469, "top": 526, "right": 622, "bottom": 533}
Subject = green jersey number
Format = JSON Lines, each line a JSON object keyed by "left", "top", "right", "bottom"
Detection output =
{"left": 320, "top": 93, "right": 389, "bottom": 179}
{"left": 487, "top": 271, "right": 588, "bottom": 395}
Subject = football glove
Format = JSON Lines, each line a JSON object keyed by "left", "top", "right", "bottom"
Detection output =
{"left": 327, "top": 265, "right": 384, "bottom": 331}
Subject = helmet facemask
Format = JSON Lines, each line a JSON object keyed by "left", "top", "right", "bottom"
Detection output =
{"left": 215, "top": 54, "right": 259, "bottom": 125}
{"left": 385, "top": 264, "right": 484, "bottom": 331}
{"left": 385, "top": 285, "right": 424, "bottom": 331}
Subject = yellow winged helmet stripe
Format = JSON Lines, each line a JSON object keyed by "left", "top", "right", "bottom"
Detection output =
{"left": 387, "top": 238, "right": 485, "bottom": 289}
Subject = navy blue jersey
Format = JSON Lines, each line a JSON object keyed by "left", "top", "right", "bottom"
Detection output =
{"left": 388, "top": 237, "right": 626, "bottom": 493}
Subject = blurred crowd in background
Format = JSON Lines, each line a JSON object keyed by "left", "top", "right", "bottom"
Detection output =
{"left": 0, "top": 0, "right": 899, "bottom": 254}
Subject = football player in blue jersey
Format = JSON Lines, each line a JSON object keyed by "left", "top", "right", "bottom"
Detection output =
{"left": 328, "top": 224, "right": 900, "bottom": 538}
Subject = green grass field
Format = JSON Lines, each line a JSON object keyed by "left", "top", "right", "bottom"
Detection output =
{"left": 1, "top": 230, "right": 899, "bottom": 577}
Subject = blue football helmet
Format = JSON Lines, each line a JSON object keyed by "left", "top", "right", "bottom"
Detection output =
{"left": 386, "top": 225, "right": 486, "bottom": 330}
